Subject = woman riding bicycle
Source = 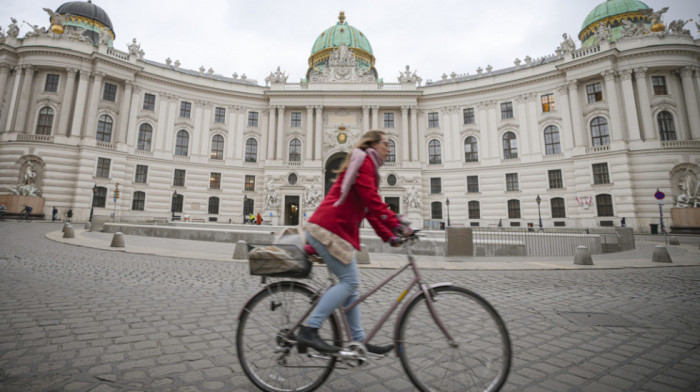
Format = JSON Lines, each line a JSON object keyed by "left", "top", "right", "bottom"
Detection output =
{"left": 298, "top": 130, "right": 412, "bottom": 355}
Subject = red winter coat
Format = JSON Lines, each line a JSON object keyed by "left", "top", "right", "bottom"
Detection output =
{"left": 309, "top": 155, "right": 400, "bottom": 250}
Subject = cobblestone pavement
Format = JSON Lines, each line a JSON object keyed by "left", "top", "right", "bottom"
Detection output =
{"left": 1, "top": 222, "right": 699, "bottom": 392}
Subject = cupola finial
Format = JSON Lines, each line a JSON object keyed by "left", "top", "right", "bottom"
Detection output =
{"left": 338, "top": 11, "right": 346, "bottom": 24}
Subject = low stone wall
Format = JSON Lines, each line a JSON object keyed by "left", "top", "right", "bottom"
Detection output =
{"left": 671, "top": 208, "right": 700, "bottom": 234}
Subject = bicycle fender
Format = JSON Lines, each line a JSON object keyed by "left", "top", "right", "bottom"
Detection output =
{"left": 237, "top": 280, "right": 319, "bottom": 320}
{"left": 393, "top": 282, "right": 453, "bottom": 356}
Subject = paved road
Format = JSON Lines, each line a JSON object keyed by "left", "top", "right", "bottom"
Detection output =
{"left": 1, "top": 222, "right": 699, "bottom": 391}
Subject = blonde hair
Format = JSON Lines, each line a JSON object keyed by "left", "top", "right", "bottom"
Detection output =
{"left": 335, "top": 130, "right": 386, "bottom": 174}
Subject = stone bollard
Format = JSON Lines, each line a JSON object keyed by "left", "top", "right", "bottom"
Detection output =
{"left": 232, "top": 240, "right": 248, "bottom": 259}
{"left": 63, "top": 225, "right": 75, "bottom": 239}
{"left": 356, "top": 243, "right": 370, "bottom": 264}
{"left": 668, "top": 237, "right": 680, "bottom": 245}
{"left": 652, "top": 245, "right": 672, "bottom": 263}
{"left": 573, "top": 245, "right": 593, "bottom": 265}
{"left": 110, "top": 232, "right": 125, "bottom": 248}
{"left": 84, "top": 222, "right": 92, "bottom": 231}
{"left": 62, "top": 222, "right": 70, "bottom": 233}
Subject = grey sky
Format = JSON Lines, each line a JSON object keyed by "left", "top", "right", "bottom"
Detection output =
{"left": 2, "top": 0, "right": 698, "bottom": 84}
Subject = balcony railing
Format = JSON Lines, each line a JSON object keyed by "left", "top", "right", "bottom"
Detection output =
{"left": 572, "top": 45, "right": 600, "bottom": 59}
{"left": 661, "top": 140, "right": 700, "bottom": 148}
{"left": 16, "top": 134, "right": 54, "bottom": 143}
{"left": 96, "top": 141, "right": 116, "bottom": 150}
{"left": 586, "top": 145, "right": 610, "bottom": 154}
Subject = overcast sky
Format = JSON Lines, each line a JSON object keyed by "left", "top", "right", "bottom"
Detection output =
{"left": 2, "top": 0, "right": 698, "bottom": 84}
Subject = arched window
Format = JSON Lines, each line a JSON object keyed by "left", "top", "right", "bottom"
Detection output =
{"left": 387, "top": 140, "right": 396, "bottom": 162}
{"left": 543, "top": 125, "right": 561, "bottom": 155}
{"left": 36, "top": 107, "right": 54, "bottom": 135}
{"left": 590, "top": 117, "right": 610, "bottom": 146}
{"left": 507, "top": 199, "right": 521, "bottom": 219}
{"left": 503, "top": 132, "right": 518, "bottom": 159}
{"left": 468, "top": 200, "right": 480, "bottom": 219}
{"left": 551, "top": 197, "right": 566, "bottom": 218}
{"left": 208, "top": 196, "right": 220, "bottom": 214}
{"left": 93, "top": 186, "right": 107, "bottom": 208}
{"left": 132, "top": 191, "right": 145, "bottom": 211}
{"left": 596, "top": 194, "right": 614, "bottom": 217}
{"left": 175, "top": 130, "right": 189, "bottom": 156}
{"left": 96, "top": 115, "right": 113, "bottom": 142}
{"left": 431, "top": 201, "right": 443, "bottom": 219}
{"left": 211, "top": 134, "right": 224, "bottom": 160}
{"left": 289, "top": 138, "right": 301, "bottom": 161}
{"left": 245, "top": 138, "right": 258, "bottom": 162}
{"left": 657, "top": 111, "right": 676, "bottom": 141}
{"left": 428, "top": 139, "right": 442, "bottom": 164}
{"left": 137, "top": 123, "right": 153, "bottom": 151}
{"left": 464, "top": 136, "right": 478, "bottom": 162}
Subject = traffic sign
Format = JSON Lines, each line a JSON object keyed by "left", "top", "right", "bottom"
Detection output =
{"left": 654, "top": 190, "right": 665, "bottom": 200}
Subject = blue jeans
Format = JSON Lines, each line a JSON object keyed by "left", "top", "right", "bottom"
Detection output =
{"left": 305, "top": 234, "right": 365, "bottom": 342}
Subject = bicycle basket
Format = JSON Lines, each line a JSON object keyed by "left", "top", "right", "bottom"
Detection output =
{"left": 247, "top": 243, "right": 311, "bottom": 278}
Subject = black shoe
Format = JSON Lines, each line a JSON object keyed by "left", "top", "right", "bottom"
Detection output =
{"left": 297, "top": 326, "right": 340, "bottom": 354}
{"left": 366, "top": 343, "right": 394, "bottom": 355}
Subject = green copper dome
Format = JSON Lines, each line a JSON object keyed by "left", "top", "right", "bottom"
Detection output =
{"left": 579, "top": 0, "right": 650, "bottom": 46}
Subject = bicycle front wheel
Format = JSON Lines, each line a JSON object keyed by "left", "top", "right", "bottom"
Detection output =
{"left": 397, "top": 285, "right": 511, "bottom": 392}
{"left": 236, "top": 281, "right": 339, "bottom": 392}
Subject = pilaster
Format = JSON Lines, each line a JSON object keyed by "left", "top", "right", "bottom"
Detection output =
{"left": 619, "top": 69, "right": 641, "bottom": 141}
{"left": 680, "top": 66, "right": 700, "bottom": 140}
{"left": 633, "top": 67, "right": 653, "bottom": 140}
{"left": 57, "top": 68, "right": 77, "bottom": 136}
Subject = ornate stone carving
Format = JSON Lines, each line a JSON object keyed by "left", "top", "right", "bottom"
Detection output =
{"left": 398, "top": 65, "right": 422, "bottom": 86}
{"left": 304, "top": 183, "right": 322, "bottom": 208}
{"left": 405, "top": 185, "right": 422, "bottom": 209}
{"left": 2, "top": 160, "right": 42, "bottom": 196}
{"left": 6, "top": 18, "right": 19, "bottom": 38}
{"left": 593, "top": 22, "right": 611, "bottom": 44}
{"left": 619, "top": 69, "right": 633, "bottom": 81}
{"left": 559, "top": 33, "right": 576, "bottom": 53}
{"left": 264, "top": 179, "right": 280, "bottom": 210}
{"left": 309, "top": 44, "right": 375, "bottom": 83}
{"left": 675, "top": 168, "right": 699, "bottom": 207}
{"left": 265, "top": 66, "right": 288, "bottom": 86}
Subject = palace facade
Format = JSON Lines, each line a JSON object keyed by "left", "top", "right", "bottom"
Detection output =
{"left": 0, "top": 1, "right": 699, "bottom": 231}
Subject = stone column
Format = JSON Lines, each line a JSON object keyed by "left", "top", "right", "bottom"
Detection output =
{"left": 0, "top": 66, "right": 13, "bottom": 133}
{"left": 305, "top": 105, "right": 314, "bottom": 160}
{"left": 314, "top": 105, "right": 323, "bottom": 160}
{"left": 0, "top": 65, "right": 9, "bottom": 108}
{"left": 234, "top": 107, "right": 246, "bottom": 160}
{"left": 515, "top": 96, "right": 530, "bottom": 155}
{"left": 371, "top": 105, "right": 380, "bottom": 129}
{"left": 57, "top": 68, "right": 77, "bottom": 136}
{"left": 556, "top": 85, "right": 574, "bottom": 150}
{"left": 70, "top": 71, "right": 90, "bottom": 138}
{"left": 525, "top": 94, "right": 539, "bottom": 155}
{"left": 567, "top": 79, "right": 585, "bottom": 146}
{"left": 362, "top": 105, "right": 370, "bottom": 134}
{"left": 417, "top": 110, "right": 426, "bottom": 162}
{"left": 487, "top": 102, "right": 499, "bottom": 158}
{"left": 602, "top": 70, "right": 624, "bottom": 142}
{"left": 259, "top": 110, "right": 269, "bottom": 161}
{"left": 619, "top": 69, "right": 641, "bottom": 141}
{"left": 680, "top": 66, "right": 700, "bottom": 140}
{"left": 125, "top": 85, "right": 140, "bottom": 146}
{"left": 267, "top": 106, "right": 276, "bottom": 160}
{"left": 401, "top": 106, "right": 410, "bottom": 161}
{"left": 14, "top": 65, "right": 35, "bottom": 133}
{"left": 276, "top": 105, "right": 285, "bottom": 160}
{"left": 229, "top": 106, "right": 239, "bottom": 160}
{"left": 633, "top": 67, "right": 653, "bottom": 140}
{"left": 191, "top": 100, "right": 204, "bottom": 155}
{"left": 161, "top": 94, "right": 177, "bottom": 152}
{"left": 410, "top": 106, "right": 418, "bottom": 161}
{"left": 476, "top": 103, "right": 491, "bottom": 158}
{"left": 198, "top": 101, "right": 212, "bottom": 156}
{"left": 83, "top": 72, "right": 104, "bottom": 138}
{"left": 117, "top": 80, "right": 133, "bottom": 144}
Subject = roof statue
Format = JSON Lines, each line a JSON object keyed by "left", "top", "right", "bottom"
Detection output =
{"left": 559, "top": 33, "right": 576, "bottom": 53}
{"left": 398, "top": 65, "right": 422, "bottom": 86}
{"left": 265, "top": 66, "right": 288, "bottom": 86}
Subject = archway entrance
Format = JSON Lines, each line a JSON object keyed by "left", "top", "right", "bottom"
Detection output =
{"left": 284, "top": 196, "right": 300, "bottom": 226}
{"left": 325, "top": 152, "right": 347, "bottom": 195}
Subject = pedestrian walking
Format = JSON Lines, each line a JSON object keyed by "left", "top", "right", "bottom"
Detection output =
{"left": 256, "top": 213, "right": 262, "bottom": 225}
{"left": 67, "top": 209, "right": 73, "bottom": 222}
{"left": 52, "top": 206, "right": 58, "bottom": 222}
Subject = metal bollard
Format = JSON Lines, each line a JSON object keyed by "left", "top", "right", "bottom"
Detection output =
{"left": 652, "top": 245, "right": 672, "bottom": 263}
{"left": 356, "top": 243, "right": 370, "bottom": 264}
{"left": 232, "top": 240, "right": 248, "bottom": 259}
{"left": 63, "top": 225, "right": 75, "bottom": 239}
{"left": 110, "top": 232, "right": 125, "bottom": 248}
{"left": 573, "top": 245, "right": 593, "bottom": 265}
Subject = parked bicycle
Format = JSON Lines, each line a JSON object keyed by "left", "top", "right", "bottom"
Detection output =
{"left": 236, "top": 231, "right": 512, "bottom": 392}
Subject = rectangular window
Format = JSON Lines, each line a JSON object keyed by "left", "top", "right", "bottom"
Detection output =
{"left": 508, "top": 200, "right": 521, "bottom": 219}
{"left": 214, "top": 107, "right": 226, "bottom": 123}
{"left": 652, "top": 76, "right": 667, "bottom": 95}
{"left": 463, "top": 108, "right": 475, "bottom": 124}
{"left": 248, "top": 111, "right": 259, "bottom": 127}
{"left": 173, "top": 169, "right": 186, "bottom": 187}
{"left": 586, "top": 82, "right": 603, "bottom": 103}
{"left": 132, "top": 191, "right": 145, "bottom": 211}
{"left": 500, "top": 102, "right": 514, "bottom": 119}
{"left": 96, "top": 158, "right": 111, "bottom": 178}
{"left": 541, "top": 93, "right": 556, "bottom": 112}
{"left": 431, "top": 202, "right": 443, "bottom": 219}
{"left": 245, "top": 175, "right": 255, "bottom": 192}
{"left": 428, "top": 112, "right": 439, "bottom": 128}
{"left": 143, "top": 93, "right": 156, "bottom": 111}
{"left": 593, "top": 163, "right": 610, "bottom": 184}
{"left": 548, "top": 169, "right": 563, "bottom": 189}
{"left": 430, "top": 178, "right": 442, "bottom": 194}
{"left": 291, "top": 112, "right": 301, "bottom": 127}
{"left": 103, "top": 82, "right": 117, "bottom": 102}
{"left": 384, "top": 113, "right": 394, "bottom": 128}
{"left": 468, "top": 201, "right": 480, "bottom": 219}
{"left": 44, "top": 74, "right": 60, "bottom": 92}
{"left": 134, "top": 164, "right": 148, "bottom": 183}
{"left": 180, "top": 101, "right": 192, "bottom": 118}
{"left": 551, "top": 198, "right": 566, "bottom": 218}
{"left": 467, "top": 176, "right": 479, "bottom": 193}
{"left": 210, "top": 172, "right": 221, "bottom": 189}
{"left": 506, "top": 173, "right": 519, "bottom": 191}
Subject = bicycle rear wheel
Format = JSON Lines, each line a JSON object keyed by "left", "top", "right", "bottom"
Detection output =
{"left": 236, "top": 281, "right": 339, "bottom": 392}
{"left": 397, "top": 285, "right": 511, "bottom": 392}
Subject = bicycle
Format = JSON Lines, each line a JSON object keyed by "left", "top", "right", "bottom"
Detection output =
{"left": 236, "top": 231, "right": 512, "bottom": 392}
{"left": 18, "top": 209, "right": 31, "bottom": 222}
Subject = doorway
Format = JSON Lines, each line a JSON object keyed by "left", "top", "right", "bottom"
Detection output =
{"left": 285, "top": 195, "right": 300, "bottom": 226}
{"left": 325, "top": 152, "right": 347, "bottom": 195}
{"left": 385, "top": 197, "right": 400, "bottom": 214}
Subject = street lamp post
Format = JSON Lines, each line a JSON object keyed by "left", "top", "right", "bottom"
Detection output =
{"left": 89, "top": 183, "right": 97, "bottom": 223}
{"left": 446, "top": 198, "right": 451, "bottom": 227}
{"left": 171, "top": 190, "right": 178, "bottom": 221}
{"left": 536, "top": 194, "right": 543, "bottom": 231}
{"left": 243, "top": 194, "right": 248, "bottom": 224}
